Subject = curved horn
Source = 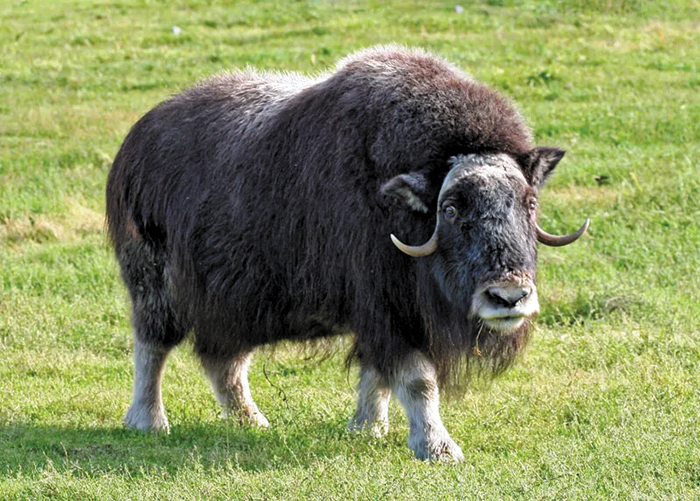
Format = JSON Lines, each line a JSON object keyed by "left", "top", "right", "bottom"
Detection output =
{"left": 536, "top": 218, "right": 590, "bottom": 247}
{"left": 388, "top": 160, "right": 468, "bottom": 258}
{"left": 390, "top": 222, "right": 439, "bottom": 257}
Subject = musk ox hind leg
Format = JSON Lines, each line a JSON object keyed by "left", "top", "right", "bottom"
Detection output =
{"left": 117, "top": 238, "right": 186, "bottom": 433}
{"left": 393, "top": 352, "right": 464, "bottom": 461}
{"left": 124, "top": 338, "right": 173, "bottom": 432}
{"left": 348, "top": 365, "right": 391, "bottom": 437}
{"left": 201, "top": 352, "right": 270, "bottom": 428}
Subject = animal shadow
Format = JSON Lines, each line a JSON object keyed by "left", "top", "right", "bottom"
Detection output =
{"left": 0, "top": 416, "right": 400, "bottom": 477}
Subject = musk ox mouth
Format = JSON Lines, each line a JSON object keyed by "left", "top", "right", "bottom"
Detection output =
{"left": 472, "top": 280, "right": 540, "bottom": 333}
{"left": 480, "top": 315, "right": 527, "bottom": 332}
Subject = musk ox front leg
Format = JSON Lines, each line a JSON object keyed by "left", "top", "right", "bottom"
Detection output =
{"left": 393, "top": 352, "right": 464, "bottom": 461}
{"left": 124, "top": 338, "right": 172, "bottom": 432}
{"left": 348, "top": 365, "right": 391, "bottom": 437}
{"left": 201, "top": 352, "right": 269, "bottom": 428}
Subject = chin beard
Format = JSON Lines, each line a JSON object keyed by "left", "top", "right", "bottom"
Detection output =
{"left": 420, "top": 297, "right": 532, "bottom": 388}
{"left": 469, "top": 318, "right": 531, "bottom": 376}
{"left": 416, "top": 267, "right": 534, "bottom": 388}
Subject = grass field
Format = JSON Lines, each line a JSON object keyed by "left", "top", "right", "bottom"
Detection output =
{"left": 1, "top": 0, "right": 699, "bottom": 498}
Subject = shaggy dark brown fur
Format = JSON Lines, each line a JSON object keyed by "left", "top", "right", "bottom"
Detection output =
{"left": 107, "top": 46, "right": 561, "bottom": 387}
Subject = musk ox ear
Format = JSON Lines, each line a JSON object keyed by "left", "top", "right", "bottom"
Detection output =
{"left": 527, "top": 147, "right": 565, "bottom": 188}
{"left": 380, "top": 172, "right": 431, "bottom": 213}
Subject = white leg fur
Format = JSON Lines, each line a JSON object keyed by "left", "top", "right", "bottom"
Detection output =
{"left": 392, "top": 352, "right": 464, "bottom": 461}
{"left": 348, "top": 365, "right": 391, "bottom": 437}
{"left": 124, "top": 338, "right": 171, "bottom": 432}
{"left": 202, "top": 352, "right": 269, "bottom": 428}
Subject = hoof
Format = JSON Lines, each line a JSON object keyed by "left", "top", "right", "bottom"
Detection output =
{"left": 347, "top": 417, "right": 389, "bottom": 438}
{"left": 223, "top": 407, "right": 270, "bottom": 428}
{"left": 124, "top": 405, "right": 170, "bottom": 433}
{"left": 410, "top": 434, "right": 464, "bottom": 462}
{"left": 247, "top": 410, "right": 270, "bottom": 428}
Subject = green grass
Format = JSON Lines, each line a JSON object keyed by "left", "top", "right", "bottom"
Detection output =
{"left": 1, "top": 0, "right": 699, "bottom": 498}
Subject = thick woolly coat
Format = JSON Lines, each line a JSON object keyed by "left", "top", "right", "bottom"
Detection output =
{"left": 106, "top": 47, "right": 540, "bottom": 383}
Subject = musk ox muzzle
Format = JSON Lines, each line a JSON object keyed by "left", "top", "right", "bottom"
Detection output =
{"left": 472, "top": 274, "right": 539, "bottom": 332}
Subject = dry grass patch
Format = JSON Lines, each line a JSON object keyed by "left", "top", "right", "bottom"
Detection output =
{"left": 547, "top": 184, "right": 620, "bottom": 206}
{"left": 0, "top": 200, "right": 104, "bottom": 246}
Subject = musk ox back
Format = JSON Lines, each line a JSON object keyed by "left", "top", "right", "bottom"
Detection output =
{"left": 107, "top": 46, "right": 587, "bottom": 461}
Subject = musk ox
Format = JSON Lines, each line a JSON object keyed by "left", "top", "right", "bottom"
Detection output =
{"left": 106, "top": 46, "right": 588, "bottom": 461}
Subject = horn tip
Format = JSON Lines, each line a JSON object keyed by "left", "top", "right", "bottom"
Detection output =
{"left": 579, "top": 218, "right": 591, "bottom": 236}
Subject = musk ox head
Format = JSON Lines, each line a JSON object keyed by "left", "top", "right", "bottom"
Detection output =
{"left": 383, "top": 147, "right": 588, "bottom": 378}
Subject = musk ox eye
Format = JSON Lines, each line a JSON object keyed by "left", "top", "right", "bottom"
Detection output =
{"left": 444, "top": 205, "right": 456, "bottom": 218}
{"left": 528, "top": 199, "right": 537, "bottom": 211}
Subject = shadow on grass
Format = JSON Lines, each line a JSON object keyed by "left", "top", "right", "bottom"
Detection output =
{"left": 0, "top": 416, "right": 397, "bottom": 476}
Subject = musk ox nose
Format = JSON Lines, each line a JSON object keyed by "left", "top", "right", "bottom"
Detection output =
{"left": 485, "top": 286, "right": 531, "bottom": 308}
{"left": 472, "top": 281, "right": 540, "bottom": 333}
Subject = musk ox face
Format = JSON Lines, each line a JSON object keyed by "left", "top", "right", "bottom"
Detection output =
{"left": 384, "top": 148, "right": 588, "bottom": 337}
{"left": 435, "top": 153, "right": 540, "bottom": 333}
